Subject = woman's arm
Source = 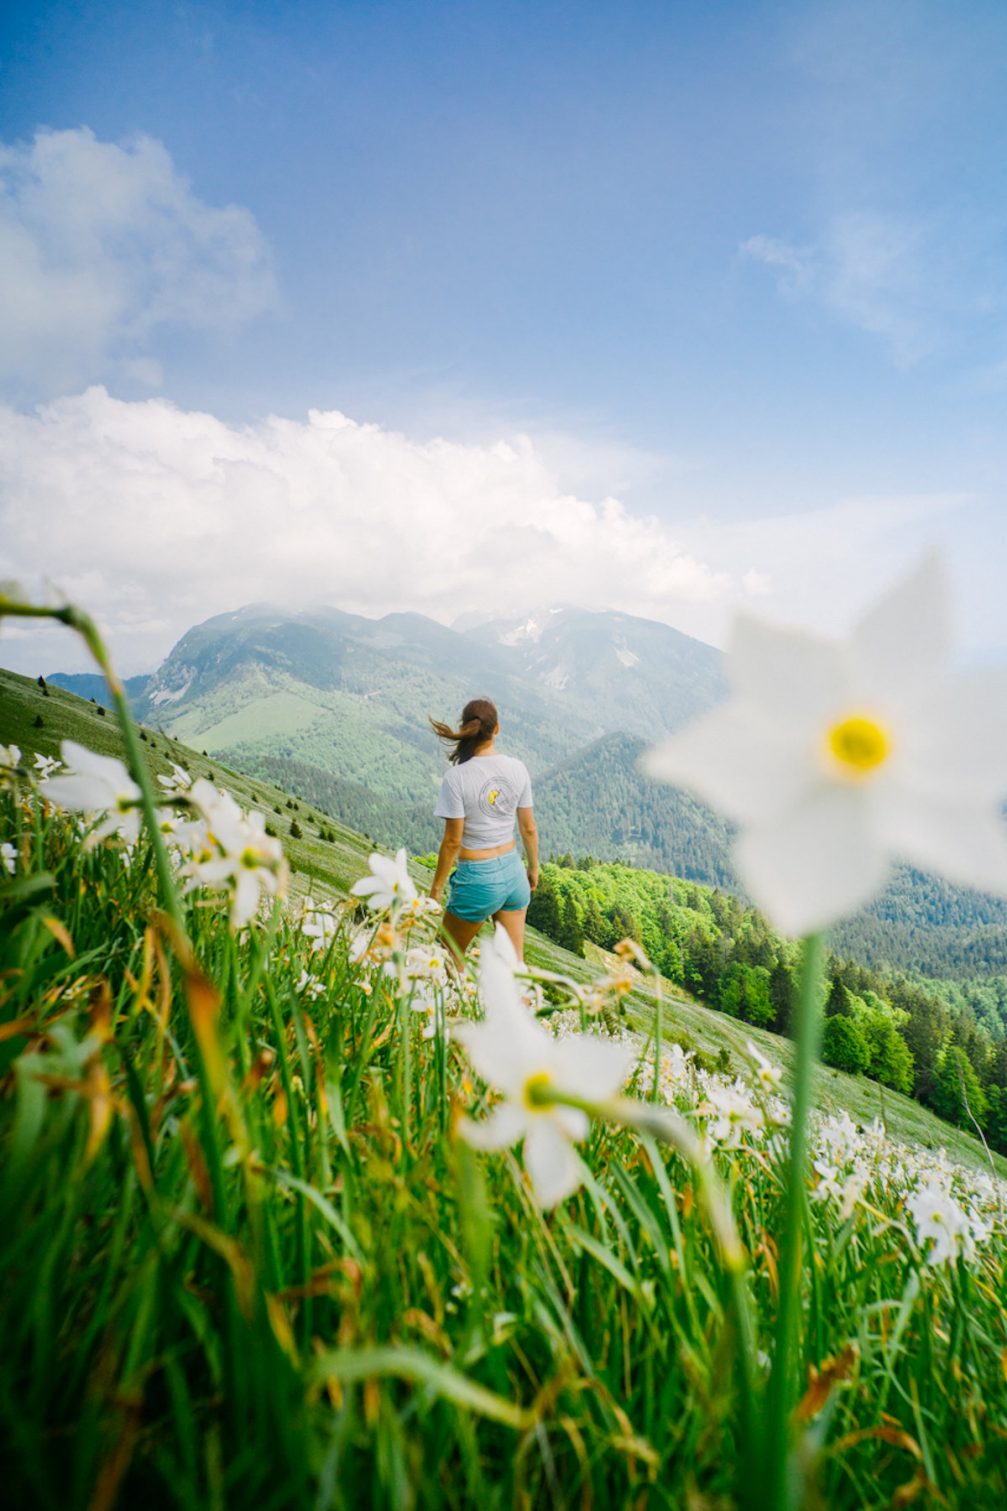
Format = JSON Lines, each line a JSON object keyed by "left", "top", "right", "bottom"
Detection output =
{"left": 517, "top": 806, "right": 539, "bottom": 890}
{"left": 430, "top": 817, "right": 464, "bottom": 903}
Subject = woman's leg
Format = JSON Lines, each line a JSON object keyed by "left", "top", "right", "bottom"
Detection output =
{"left": 492, "top": 907, "right": 527, "bottom": 961}
{"left": 442, "top": 910, "right": 484, "bottom": 962}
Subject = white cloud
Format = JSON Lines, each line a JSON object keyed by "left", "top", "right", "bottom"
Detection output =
{"left": 675, "top": 490, "right": 975, "bottom": 644}
{"left": 0, "top": 387, "right": 737, "bottom": 674}
{"left": 0, "top": 128, "right": 275, "bottom": 395}
{"left": 742, "top": 212, "right": 940, "bottom": 365}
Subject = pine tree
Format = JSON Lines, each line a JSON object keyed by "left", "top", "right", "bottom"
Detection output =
{"left": 582, "top": 897, "right": 607, "bottom": 947}
{"left": 527, "top": 877, "right": 562, "bottom": 942}
{"left": 822, "top": 1015, "right": 871, "bottom": 1075}
{"left": 932, "top": 1046, "right": 989, "bottom": 1129}
{"left": 769, "top": 961, "right": 797, "bottom": 1037}
{"left": 557, "top": 896, "right": 584, "bottom": 956}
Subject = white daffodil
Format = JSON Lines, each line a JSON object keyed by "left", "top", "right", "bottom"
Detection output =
{"left": 744, "top": 1040, "right": 784, "bottom": 1094}
{"left": 40, "top": 740, "right": 142, "bottom": 848}
{"left": 1, "top": 841, "right": 16, "bottom": 876}
{"left": 157, "top": 761, "right": 192, "bottom": 795}
{"left": 301, "top": 899, "right": 339, "bottom": 955}
{"left": 295, "top": 968, "right": 325, "bottom": 1002}
{"left": 701, "top": 1081, "right": 766, "bottom": 1150}
{"left": 351, "top": 848, "right": 418, "bottom": 913}
{"left": 456, "top": 925, "right": 635, "bottom": 1207}
{"left": 183, "top": 778, "right": 288, "bottom": 929}
{"left": 403, "top": 944, "right": 451, "bottom": 985}
{"left": 33, "top": 752, "right": 60, "bottom": 780}
{"left": 643, "top": 555, "right": 1007, "bottom": 936}
{"left": 906, "top": 1178, "right": 987, "bottom": 1266}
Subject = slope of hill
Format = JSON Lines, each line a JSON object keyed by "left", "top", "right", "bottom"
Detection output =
{"left": 2, "top": 663, "right": 1004, "bottom": 1179}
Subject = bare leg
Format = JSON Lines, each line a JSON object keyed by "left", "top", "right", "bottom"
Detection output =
{"left": 442, "top": 911, "right": 484, "bottom": 964}
{"left": 492, "top": 907, "right": 527, "bottom": 961}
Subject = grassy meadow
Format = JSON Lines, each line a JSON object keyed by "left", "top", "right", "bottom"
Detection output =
{"left": 2, "top": 664, "right": 1007, "bottom": 1508}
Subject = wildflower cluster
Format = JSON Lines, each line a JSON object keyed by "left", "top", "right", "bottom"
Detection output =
{"left": 33, "top": 741, "right": 288, "bottom": 930}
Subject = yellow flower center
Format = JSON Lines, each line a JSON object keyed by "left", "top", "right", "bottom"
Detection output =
{"left": 523, "top": 1070, "right": 553, "bottom": 1110}
{"left": 825, "top": 714, "right": 891, "bottom": 778}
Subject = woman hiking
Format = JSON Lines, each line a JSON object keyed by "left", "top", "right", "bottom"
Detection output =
{"left": 428, "top": 698, "right": 539, "bottom": 961}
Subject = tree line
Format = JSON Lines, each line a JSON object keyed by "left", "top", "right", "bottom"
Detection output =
{"left": 528, "top": 858, "right": 1007, "bottom": 1153}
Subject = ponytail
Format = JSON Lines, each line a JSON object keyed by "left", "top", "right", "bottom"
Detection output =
{"left": 429, "top": 697, "right": 499, "bottom": 765}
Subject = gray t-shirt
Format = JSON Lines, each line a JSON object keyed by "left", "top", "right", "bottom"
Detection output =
{"left": 434, "top": 753, "right": 533, "bottom": 849}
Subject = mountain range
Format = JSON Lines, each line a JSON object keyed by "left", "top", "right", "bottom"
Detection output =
{"left": 48, "top": 599, "right": 1007, "bottom": 977}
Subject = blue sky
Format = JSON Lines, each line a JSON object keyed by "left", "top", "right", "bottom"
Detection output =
{"left": 1, "top": 0, "right": 1006, "bottom": 672}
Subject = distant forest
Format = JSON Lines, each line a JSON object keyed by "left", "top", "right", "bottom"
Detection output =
{"left": 528, "top": 858, "right": 1007, "bottom": 1155}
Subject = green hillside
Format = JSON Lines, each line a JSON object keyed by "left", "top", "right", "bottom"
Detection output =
{"left": 3, "top": 663, "right": 1003, "bottom": 1178}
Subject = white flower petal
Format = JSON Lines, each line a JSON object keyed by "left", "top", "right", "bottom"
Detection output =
{"left": 549, "top": 1104, "right": 590, "bottom": 1142}
{"left": 524, "top": 1119, "right": 583, "bottom": 1208}
{"left": 850, "top": 552, "right": 951, "bottom": 703}
{"left": 553, "top": 1034, "right": 635, "bottom": 1104}
{"left": 641, "top": 705, "right": 814, "bottom": 825}
{"left": 733, "top": 787, "right": 891, "bottom": 936}
{"left": 728, "top": 615, "right": 847, "bottom": 723}
{"left": 231, "top": 870, "right": 260, "bottom": 928}
{"left": 901, "top": 668, "right": 1007, "bottom": 802}
{"left": 458, "top": 1103, "right": 527, "bottom": 1151}
{"left": 454, "top": 1005, "right": 551, "bottom": 1099}
{"left": 41, "top": 773, "right": 111, "bottom": 812}
{"left": 879, "top": 791, "right": 1007, "bottom": 899}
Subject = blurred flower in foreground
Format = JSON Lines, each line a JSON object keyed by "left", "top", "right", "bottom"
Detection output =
{"left": 1, "top": 842, "right": 16, "bottom": 875}
{"left": 0, "top": 745, "right": 22, "bottom": 790}
{"left": 40, "top": 740, "right": 142, "bottom": 848}
{"left": 351, "top": 848, "right": 418, "bottom": 913}
{"left": 643, "top": 555, "right": 1007, "bottom": 935}
{"left": 456, "top": 927, "right": 635, "bottom": 1207}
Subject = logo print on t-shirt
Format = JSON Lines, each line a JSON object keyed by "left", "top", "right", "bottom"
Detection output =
{"left": 478, "top": 776, "right": 515, "bottom": 819}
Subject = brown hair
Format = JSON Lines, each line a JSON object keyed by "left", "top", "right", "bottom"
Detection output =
{"left": 429, "top": 697, "right": 499, "bottom": 765}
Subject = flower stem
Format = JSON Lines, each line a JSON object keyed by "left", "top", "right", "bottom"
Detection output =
{"left": 764, "top": 930, "right": 825, "bottom": 1509}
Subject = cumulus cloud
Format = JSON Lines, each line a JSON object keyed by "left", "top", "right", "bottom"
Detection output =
{"left": 0, "top": 387, "right": 739, "bottom": 674}
{"left": 0, "top": 128, "right": 275, "bottom": 396}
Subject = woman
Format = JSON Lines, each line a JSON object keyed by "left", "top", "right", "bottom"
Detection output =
{"left": 428, "top": 697, "right": 539, "bottom": 960}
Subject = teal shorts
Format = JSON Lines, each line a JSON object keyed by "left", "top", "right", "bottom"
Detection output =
{"left": 447, "top": 849, "right": 531, "bottom": 921}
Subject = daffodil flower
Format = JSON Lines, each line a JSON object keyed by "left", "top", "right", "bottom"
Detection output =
{"left": 40, "top": 740, "right": 142, "bottom": 848}
{"left": 157, "top": 761, "right": 192, "bottom": 795}
{"left": 33, "top": 753, "right": 60, "bottom": 780}
{"left": 456, "top": 926, "right": 635, "bottom": 1207}
{"left": 351, "top": 848, "right": 418, "bottom": 913}
{"left": 643, "top": 555, "right": 1007, "bottom": 935}
{"left": 181, "top": 777, "right": 288, "bottom": 929}
{"left": 300, "top": 898, "right": 339, "bottom": 954}
{"left": 906, "top": 1178, "right": 990, "bottom": 1266}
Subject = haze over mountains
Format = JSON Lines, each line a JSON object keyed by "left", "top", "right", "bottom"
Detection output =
{"left": 47, "top": 599, "right": 1007, "bottom": 976}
